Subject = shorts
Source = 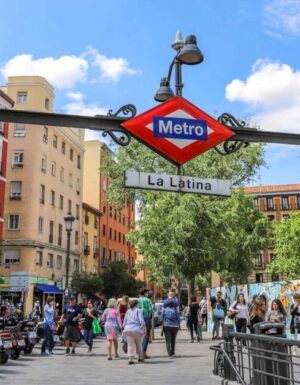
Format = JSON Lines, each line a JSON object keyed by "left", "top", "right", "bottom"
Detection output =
{"left": 63, "top": 324, "right": 81, "bottom": 342}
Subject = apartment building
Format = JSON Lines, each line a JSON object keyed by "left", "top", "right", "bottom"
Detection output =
{"left": 0, "top": 76, "right": 84, "bottom": 312}
{"left": 83, "top": 140, "right": 136, "bottom": 273}
{"left": 0, "top": 90, "right": 14, "bottom": 241}
{"left": 244, "top": 183, "right": 300, "bottom": 283}
{"left": 82, "top": 202, "right": 102, "bottom": 274}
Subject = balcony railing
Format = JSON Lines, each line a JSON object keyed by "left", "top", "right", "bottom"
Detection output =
{"left": 84, "top": 245, "right": 90, "bottom": 255}
{"left": 93, "top": 248, "right": 99, "bottom": 258}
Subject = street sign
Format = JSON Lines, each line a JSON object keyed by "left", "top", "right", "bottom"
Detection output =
{"left": 122, "top": 96, "right": 234, "bottom": 165}
{"left": 124, "top": 170, "right": 232, "bottom": 196}
{"left": 10, "top": 271, "right": 29, "bottom": 292}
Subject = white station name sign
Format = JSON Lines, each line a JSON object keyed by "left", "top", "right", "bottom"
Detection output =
{"left": 124, "top": 171, "right": 232, "bottom": 196}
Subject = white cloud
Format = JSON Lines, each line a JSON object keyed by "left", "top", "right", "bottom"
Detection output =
{"left": 263, "top": 0, "right": 300, "bottom": 36}
{"left": 225, "top": 59, "right": 300, "bottom": 133}
{"left": 0, "top": 54, "right": 88, "bottom": 89}
{"left": 86, "top": 46, "right": 142, "bottom": 83}
{"left": 66, "top": 91, "right": 84, "bottom": 102}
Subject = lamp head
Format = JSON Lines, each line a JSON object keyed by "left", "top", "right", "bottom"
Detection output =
{"left": 171, "top": 31, "right": 184, "bottom": 51}
{"left": 177, "top": 34, "right": 204, "bottom": 65}
{"left": 64, "top": 212, "right": 75, "bottom": 232}
{"left": 154, "top": 77, "right": 174, "bottom": 102}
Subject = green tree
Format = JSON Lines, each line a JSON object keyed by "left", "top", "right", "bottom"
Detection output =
{"left": 267, "top": 212, "right": 300, "bottom": 280}
{"left": 101, "top": 261, "right": 144, "bottom": 298}
{"left": 71, "top": 272, "right": 103, "bottom": 299}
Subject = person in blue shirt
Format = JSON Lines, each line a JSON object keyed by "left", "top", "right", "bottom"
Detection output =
{"left": 59, "top": 296, "right": 82, "bottom": 355}
{"left": 41, "top": 296, "right": 55, "bottom": 356}
{"left": 162, "top": 300, "right": 181, "bottom": 358}
{"left": 163, "top": 289, "right": 179, "bottom": 310}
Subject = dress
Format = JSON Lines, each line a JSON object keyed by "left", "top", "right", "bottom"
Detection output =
{"left": 101, "top": 308, "right": 122, "bottom": 341}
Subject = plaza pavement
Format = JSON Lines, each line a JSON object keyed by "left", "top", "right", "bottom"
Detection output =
{"left": 0, "top": 328, "right": 216, "bottom": 385}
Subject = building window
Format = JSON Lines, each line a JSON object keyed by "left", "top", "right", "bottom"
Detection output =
{"left": 268, "top": 215, "right": 275, "bottom": 221}
{"left": 114, "top": 210, "right": 117, "bottom": 220}
{"left": 297, "top": 196, "right": 300, "bottom": 209}
{"left": 83, "top": 232, "right": 88, "bottom": 249}
{"left": 75, "top": 230, "right": 79, "bottom": 245}
{"left": 93, "top": 236, "right": 98, "bottom": 256}
{"left": 84, "top": 213, "right": 89, "bottom": 225}
{"left": 114, "top": 251, "right": 117, "bottom": 261}
{"left": 51, "top": 161, "right": 56, "bottom": 176}
{"left": 56, "top": 255, "right": 62, "bottom": 270}
{"left": 103, "top": 205, "right": 106, "bottom": 214}
{"left": 58, "top": 224, "right": 62, "bottom": 246}
{"left": 76, "top": 204, "right": 79, "bottom": 219}
{"left": 38, "top": 217, "right": 44, "bottom": 233}
{"left": 123, "top": 216, "right": 125, "bottom": 225}
{"left": 102, "top": 247, "right": 107, "bottom": 266}
{"left": 94, "top": 215, "right": 98, "bottom": 229}
{"left": 47, "top": 253, "right": 54, "bottom": 268}
{"left": 283, "top": 214, "right": 290, "bottom": 220}
{"left": 70, "top": 148, "right": 74, "bottom": 161}
{"left": 266, "top": 197, "right": 274, "bottom": 210}
{"left": 109, "top": 206, "right": 112, "bottom": 217}
{"left": 35, "top": 251, "right": 43, "bottom": 266}
{"left": 53, "top": 135, "right": 58, "bottom": 148}
{"left": 41, "top": 154, "right": 46, "bottom": 172}
{"left": 255, "top": 254, "right": 263, "bottom": 268}
{"left": 59, "top": 195, "right": 64, "bottom": 210}
{"left": 49, "top": 221, "right": 54, "bottom": 244}
{"left": 12, "top": 152, "right": 24, "bottom": 168}
{"left": 60, "top": 167, "right": 64, "bottom": 182}
{"left": 61, "top": 141, "right": 65, "bottom": 154}
{"left": 74, "top": 259, "right": 79, "bottom": 272}
{"left": 109, "top": 227, "right": 112, "bottom": 240}
{"left": 77, "top": 155, "right": 81, "bottom": 169}
{"left": 45, "top": 98, "right": 50, "bottom": 110}
{"left": 69, "top": 173, "right": 73, "bottom": 188}
{"left": 40, "top": 184, "right": 45, "bottom": 204}
{"left": 118, "top": 232, "right": 121, "bottom": 243}
{"left": 8, "top": 214, "right": 20, "bottom": 230}
{"left": 17, "top": 91, "right": 27, "bottom": 104}
{"left": 4, "top": 250, "right": 20, "bottom": 265}
{"left": 10, "top": 181, "right": 22, "bottom": 199}
{"left": 114, "top": 230, "right": 117, "bottom": 241}
{"left": 102, "top": 224, "right": 106, "bottom": 236}
{"left": 255, "top": 273, "right": 263, "bottom": 283}
{"left": 51, "top": 190, "right": 55, "bottom": 206}
{"left": 43, "top": 126, "right": 48, "bottom": 143}
{"left": 270, "top": 253, "right": 275, "bottom": 263}
{"left": 68, "top": 199, "right": 72, "bottom": 213}
{"left": 14, "top": 123, "right": 26, "bottom": 137}
{"left": 76, "top": 178, "right": 80, "bottom": 194}
{"left": 282, "top": 196, "right": 289, "bottom": 210}
{"left": 123, "top": 234, "right": 125, "bottom": 245}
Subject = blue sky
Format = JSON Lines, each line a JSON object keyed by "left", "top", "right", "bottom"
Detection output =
{"left": 0, "top": 0, "right": 300, "bottom": 186}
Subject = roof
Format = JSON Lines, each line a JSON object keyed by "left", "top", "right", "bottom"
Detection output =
{"left": 0, "top": 89, "right": 14, "bottom": 107}
{"left": 243, "top": 184, "right": 300, "bottom": 195}
{"left": 82, "top": 202, "right": 103, "bottom": 216}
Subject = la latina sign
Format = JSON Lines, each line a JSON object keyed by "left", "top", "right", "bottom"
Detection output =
{"left": 125, "top": 171, "right": 231, "bottom": 196}
{"left": 122, "top": 96, "right": 234, "bottom": 165}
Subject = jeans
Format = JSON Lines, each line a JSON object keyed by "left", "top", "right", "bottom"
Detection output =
{"left": 163, "top": 326, "right": 179, "bottom": 356}
{"left": 84, "top": 328, "right": 94, "bottom": 349}
{"left": 236, "top": 318, "right": 247, "bottom": 333}
{"left": 41, "top": 324, "right": 54, "bottom": 353}
{"left": 142, "top": 316, "right": 152, "bottom": 353}
{"left": 188, "top": 320, "right": 200, "bottom": 340}
{"left": 212, "top": 317, "right": 223, "bottom": 338}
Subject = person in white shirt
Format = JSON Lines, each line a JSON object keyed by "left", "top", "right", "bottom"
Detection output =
{"left": 229, "top": 293, "right": 249, "bottom": 333}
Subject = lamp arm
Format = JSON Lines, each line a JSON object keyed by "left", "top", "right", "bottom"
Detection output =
{"left": 167, "top": 58, "right": 176, "bottom": 83}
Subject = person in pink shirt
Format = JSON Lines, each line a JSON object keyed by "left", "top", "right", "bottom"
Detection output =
{"left": 101, "top": 298, "right": 122, "bottom": 360}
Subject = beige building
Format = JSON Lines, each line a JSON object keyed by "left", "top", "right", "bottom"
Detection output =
{"left": 0, "top": 76, "right": 84, "bottom": 313}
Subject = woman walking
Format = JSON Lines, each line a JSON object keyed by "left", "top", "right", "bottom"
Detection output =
{"left": 187, "top": 296, "right": 201, "bottom": 342}
{"left": 123, "top": 299, "right": 145, "bottom": 365}
{"left": 41, "top": 296, "right": 55, "bottom": 356}
{"left": 118, "top": 296, "right": 129, "bottom": 324}
{"left": 162, "top": 300, "right": 181, "bottom": 357}
{"left": 249, "top": 296, "right": 266, "bottom": 334}
{"left": 211, "top": 291, "right": 227, "bottom": 340}
{"left": 229, "top": 293, "right": 249, "bottom": 333}
{"left": 101, "top": 298, "right": 122, "bottom": 360}
{"left": 83, "top": 300, "right": 98, "bottom": 354}
{"left": 267, "top": 299, "right": 287, "bottom": 324}
{"left": 291, "top": 294, "right": 300, "bottom": 354}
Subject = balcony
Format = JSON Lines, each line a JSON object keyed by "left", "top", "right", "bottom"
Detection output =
{"left": 93, "top": 248, "right": 99, "bottom": 258}
{"left": 84, "top": 245, "right": 90, "bottom": 256}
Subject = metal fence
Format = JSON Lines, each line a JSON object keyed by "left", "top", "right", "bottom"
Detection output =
{"left": 211, "top": 324, "right": 300, "bottom": 385}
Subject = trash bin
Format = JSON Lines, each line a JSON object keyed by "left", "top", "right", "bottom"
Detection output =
{"left": 252, "top": 322, "right": 290, "bottom": 385}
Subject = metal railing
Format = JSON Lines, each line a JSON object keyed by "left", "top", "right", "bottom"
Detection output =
{"left": 211, "top": 324, "right": 300, "bottom": 385}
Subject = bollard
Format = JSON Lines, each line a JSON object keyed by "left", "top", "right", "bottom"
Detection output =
{"left": 223, "top": 324, "right": 236, "bottom": 381}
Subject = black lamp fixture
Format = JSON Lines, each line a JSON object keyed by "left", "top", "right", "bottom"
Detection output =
{"left": 154, "top": 31, "right": 204, "bottom": 102}
{"left": 64, "top": 212, "right": 75, "bottom": 291}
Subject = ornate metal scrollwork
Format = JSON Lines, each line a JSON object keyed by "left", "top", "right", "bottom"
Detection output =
{"left": 214, "top": 113, "right": 250, "bottom": 155}
{"left": 97, "top": 104, "right": 137, "bottom": 146}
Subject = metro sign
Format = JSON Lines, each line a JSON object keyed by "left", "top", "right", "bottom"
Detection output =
{"left": 121, "top": 96, "right": 234, "bottom": 165}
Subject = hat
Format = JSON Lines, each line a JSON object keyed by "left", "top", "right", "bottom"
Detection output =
{"left": 69, "top": 295, "right": 76, "bottom": 300}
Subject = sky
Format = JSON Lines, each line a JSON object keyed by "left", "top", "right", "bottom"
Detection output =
{"left": 0, "top": 0, "right": 300, "bottom": 186}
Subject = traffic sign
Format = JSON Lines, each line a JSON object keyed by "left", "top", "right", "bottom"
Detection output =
{"left": 124, "top": 170, "right": 232, "bottom": 196}
{"left": 10, "top": 271, "right": 29, "bottom": 292}
{"left": 122, "top": 96, "right": 234, "bottom": 165}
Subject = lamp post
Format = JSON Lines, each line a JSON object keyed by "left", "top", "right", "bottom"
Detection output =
{"left": 64, "top": 212, "right": 75, "bottom": 293}
{"left": 154, "top": 31, "right": 204, "bottom": 102}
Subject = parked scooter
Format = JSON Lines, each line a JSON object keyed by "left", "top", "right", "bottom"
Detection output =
{"left": 17, "top": 319, "right": 37, "bottom": 355}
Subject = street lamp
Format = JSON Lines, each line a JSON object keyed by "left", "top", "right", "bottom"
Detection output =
{"left": 64, "top": 212, "right": 75, "bottom": 292}
{"left": 154, "top": 31, "right": 204, "bottom": 102}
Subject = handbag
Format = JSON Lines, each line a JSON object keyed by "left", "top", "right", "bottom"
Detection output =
{"left": 213, "top": 305, "right": 225, "bottom": 319}
{"left": 121, "top": 336, "right": 128, "bottom": 353}
{"left": 56, "top": 323, "right": 64, "bottom": 336}
{"left": 92, "top": 319, "right": 102, "bottom": 335}
{"left": 227, "top": 310, "right": 236, "bottom": 320}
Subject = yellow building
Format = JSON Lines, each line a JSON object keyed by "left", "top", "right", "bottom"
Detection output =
{"left": 0, "top": 76, "right": 84, "bottom": 313}
{"left": 82, "top": 202, "right": 101, "bottom": 274}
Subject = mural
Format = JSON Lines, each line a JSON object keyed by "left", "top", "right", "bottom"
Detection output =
{"left": 207, "top": 280, "right": 300, "bottom": 332}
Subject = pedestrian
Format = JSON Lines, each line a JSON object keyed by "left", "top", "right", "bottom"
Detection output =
{"left": 187, "top": 296, "right": 201, "bottom": 342}
{"left": 138, "top": 288, "right": 153, "bottom": 359}
{"left": 59, "top": 296, "right": 82, "bottom": 355}
{"left": 41, "top": 296, "right": 55, "bottom": 356}
{"left": 163, "top": 289, "right": 179, "bottom": 310}
{"left": 249, "top": 296, "right": 266, "bottom": 334}
{"left": 229, "top": 293, "right": 249, "bottom": 333}
{"left": 118, "top": 296, "right": 129, "bottom": 324}
{"left": 33, "top": 299, "right": 41, "bottom": 318}
{"left": 199, "top": 297, "right": 208, "bottom": 327}
{"left": 123, "top": 299, "right": 145, "bottom": 365}
{"left": 101, "top": 298, "right": 122, "bottom": 360}
{"left": 162, "top": 299, "right": 181, "bottom": 358}
{"left": 267, "top": 299, "right": 287, "bottom": 324}
{"left": 83, "top": 299, "right": 98, "bottom": 354}
{"left": 211, "top": 291, "right": 227, "bottom": 340}
{"left": 290, "top": 293, "right": 300, "bottom": 354}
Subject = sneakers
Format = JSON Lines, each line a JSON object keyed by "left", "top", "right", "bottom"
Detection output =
{"left": 65, "top": 348, "right": 71, "bottom": 356}
{"left": 71, "top": 349, "right": 76, "bottom": 355}
{"left": 41, "top": 351, "right": 50, "bottom": 356}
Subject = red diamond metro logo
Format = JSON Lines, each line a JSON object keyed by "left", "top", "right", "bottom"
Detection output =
{"left": 121, "top": 96, "right": 234, "bottom": 165}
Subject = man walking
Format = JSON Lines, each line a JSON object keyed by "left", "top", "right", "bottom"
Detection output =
{"left": 138, "top": 288, "right": 153, "bottom": 359}
{"left": 59, "top": 296, "right": 82, "bottom": 355}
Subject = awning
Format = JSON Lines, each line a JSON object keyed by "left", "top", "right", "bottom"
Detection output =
{"left": 36, "top": 284, "right": 62, "bottom": 294}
